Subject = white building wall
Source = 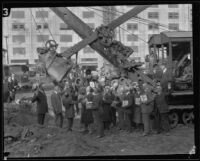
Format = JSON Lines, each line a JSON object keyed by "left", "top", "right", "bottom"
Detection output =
{"left": 2, "top": 4, "right": 192, "bottom": 68}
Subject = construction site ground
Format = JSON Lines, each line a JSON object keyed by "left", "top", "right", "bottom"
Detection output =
{"left": 3, "top": 90, "right": 195, "bottom": 157}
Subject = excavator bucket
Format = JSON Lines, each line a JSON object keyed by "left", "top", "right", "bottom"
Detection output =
{"left": 37, "top": 48, "right": 74, "bottom": 82}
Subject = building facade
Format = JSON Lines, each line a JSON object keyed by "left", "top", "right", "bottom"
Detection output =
{"left": 2, "top": 4, "right": 192, "bottom": 69}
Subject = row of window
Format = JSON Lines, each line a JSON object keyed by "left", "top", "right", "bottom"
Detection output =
{"left": 127, "top": 4, "right": 179, "bottom": 8}
{"left": 148, "top": 12, "right": 179, "bottom": 19}
{"left": 11, "top": 21, "right": 179, "bottom": 44}
{"left": 12, "top": 45, "right": 140, "bottom": 56}
{"left": 126, "top": 23, "right": 179, "bottom": 30}
{"left": 11, "top": 10, "right": 180, "bottom": 19}
{"left": 11, "top": 22, "right": 179, "bottom": 35}
{"left": 11, "top": 23, "right": 95, "bottom": 31}
{"left": 11, "top": 10, "right": 95, "bottom": 19}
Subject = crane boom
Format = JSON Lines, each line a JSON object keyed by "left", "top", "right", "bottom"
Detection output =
{"left": 38, "top": 6, "right": 155, "bottom": 86}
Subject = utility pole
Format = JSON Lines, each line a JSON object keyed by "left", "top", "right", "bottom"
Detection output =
{"left": 4, "top": 36, "right": 9, "bottom": 64}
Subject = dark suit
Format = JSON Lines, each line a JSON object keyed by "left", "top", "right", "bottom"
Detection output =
{"left": 51, "top": 91, "right": 63, "bottom": 128}
{"left": 62, "top": 95, "right": 75, "bottom": 131}
{"left": 31, "top": 89, "right": 48, "bottom": 125}
{"left": 102, "top": 92, "right": 114, "bottom": 129}
{"left": 121, "top": 93, "right": 134, "bottom": 132}
{"left": 154, "top": 93, "right": 170, "bottom": 132}
{"left": 92, "top": 93, "right": 104, "bottom": 137}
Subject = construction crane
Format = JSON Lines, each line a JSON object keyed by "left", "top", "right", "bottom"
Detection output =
{"left": 37, "top": 5, "right": 156, "bottom": 87}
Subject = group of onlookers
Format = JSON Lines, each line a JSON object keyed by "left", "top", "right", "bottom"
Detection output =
{"left": 30, "top": 77, "right": 170, "bottom": 138}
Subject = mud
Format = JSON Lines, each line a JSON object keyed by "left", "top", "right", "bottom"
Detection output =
{"left": 3, "top": 93, "right": 195, "bottom": 158}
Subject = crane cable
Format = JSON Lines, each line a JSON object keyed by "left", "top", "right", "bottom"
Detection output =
{"left": 87, "top": 6, "right": 180, "bottom": 32}
{"left": 30, "top": 9, "right": 47, "bottom": 47}
{"left": 37, "top": 8, "right": 56, "bottom": 41}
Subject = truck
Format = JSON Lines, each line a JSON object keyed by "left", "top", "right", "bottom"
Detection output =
{"left": 148, "top": 31, "right": 193, "bottom": 128}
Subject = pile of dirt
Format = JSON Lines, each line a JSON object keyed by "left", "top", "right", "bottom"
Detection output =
{"left": 4, "top": 102, "right": 53, "bottom": 148}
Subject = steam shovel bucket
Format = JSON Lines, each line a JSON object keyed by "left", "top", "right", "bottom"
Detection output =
{"left": 38, "top": 49, "right": 74, "bottom": 82}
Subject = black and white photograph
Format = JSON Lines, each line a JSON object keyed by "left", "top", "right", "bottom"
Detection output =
{"left": 2, "top": 1, "right": 199, "bottom": 159}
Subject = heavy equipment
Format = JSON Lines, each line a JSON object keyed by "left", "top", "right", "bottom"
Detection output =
{"left": 36, "top": 6, "right": 193, "bottom": 127}
{"left": 37, "top": 6, "right": 155, "bottom": 87}
{"left": 148, "top": 31, "right": 193, "bottom": 127}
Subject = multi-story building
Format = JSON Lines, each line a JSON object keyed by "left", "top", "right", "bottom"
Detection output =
{"left": 115, "top": 4, "right": 192, "bottom": 62}
{"left": 2, "top": 4, "right": 192, "bottom": 69}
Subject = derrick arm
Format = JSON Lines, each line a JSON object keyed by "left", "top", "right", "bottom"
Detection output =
{"left": 37, "top": 6, "right": 155, "bottom": 86}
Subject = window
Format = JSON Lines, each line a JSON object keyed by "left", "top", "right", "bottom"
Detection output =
{"left": 12, "top": 24, "right": 18, "bottom": 30}
{"left": 13, "top": 47, "right": 26, "bottom": 55}
{"left": 12, "top": 23, "right": 25, "bottom": 30}
{"left": 43, "top": 23, "right": 48, "bottom": 29}
{"left": 37, "top": 35, "right": 49, "bottom": 42}
{"left": 168, "top": 23, "right": 179, "bottom": 30}
{"left": 36, "top": 25, "right": 42, "bottom": 30}
{"left": 168, "top": 12, "right": 179, "bottom": 19}
{"left": 11, "top": 11, "right": 25, "bottom": 18}
{"left": 148, "top": 23, "right": 159, "bottom": 30}
{"left": 81, "top": 58, "right": 98, "bottom": 62}
{"left": 83, "top": 46, "right": 95, "bottom": 53}
{"left": 148, "top": 12, "right": 159, "bottom": 19}
{"left": 12, "top": 35, "right": 25, "bottom": 43}
{"left": 87, "top": 23, "right": 95, "bottom": 29}
{"left": 127, "top": 34, "right": 138, "bottom": 41}
{"left": 19, "top": 24, "right": 25, "bottom": 30}
{"left": 36, "top": 11, "right": 48, "bottom": 18}
{"left": 127, "top": 23, "right": 138, "bottom": 30}
{"left": 60, "top": 35, "right": 72, "bottom": 42}
{"left": 11, "top": 59, "right": 29, "bottom": 64}
{"left": 82, "top": 11, "right": 94, "bottom": 18}
{"left": 168, "top": 4, "right": 179, "bottom": 8}
{"left": 150, "top": 5, "right": 159, "bottom": 8}
{"left": 60, "top": 23, "right": 72, "bottom": 30}
{"left": 36, "top": 23, "right": 49, "bottom": 30}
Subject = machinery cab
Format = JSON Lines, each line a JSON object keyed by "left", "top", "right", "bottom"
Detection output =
{"left": 148, "top": 31, "right": 193, "bottom": 92}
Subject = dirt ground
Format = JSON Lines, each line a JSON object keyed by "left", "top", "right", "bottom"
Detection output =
{"left": 3, "top": 91, "right": 195, "bottom": 158}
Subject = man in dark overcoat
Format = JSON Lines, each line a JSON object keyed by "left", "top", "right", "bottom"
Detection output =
{"left": 62, "top": 91, "right": 75, "bottom": 132}
{"left": 154, "top": 86, "right": 170, "bottom": 135}
{"left": 31, "top": 84, "right": 48, "bottom": 125}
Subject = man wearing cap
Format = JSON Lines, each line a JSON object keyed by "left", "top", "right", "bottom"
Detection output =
{"left": 51, "top": 85, "right": 63, "bottom": 128}
{"left": 31, "top": 83, "right": 48, "bottom": 125}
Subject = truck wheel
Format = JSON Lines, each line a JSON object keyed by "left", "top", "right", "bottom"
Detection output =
{"left": 169, "top": 112, "right": 179, "bottom": 129}
{"left": 182, "top": 111, "right": 193, "bottom": 126}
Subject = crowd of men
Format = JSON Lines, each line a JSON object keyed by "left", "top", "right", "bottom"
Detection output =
{"left": 29, "top": 66, "right": 171, "bottom": 139}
